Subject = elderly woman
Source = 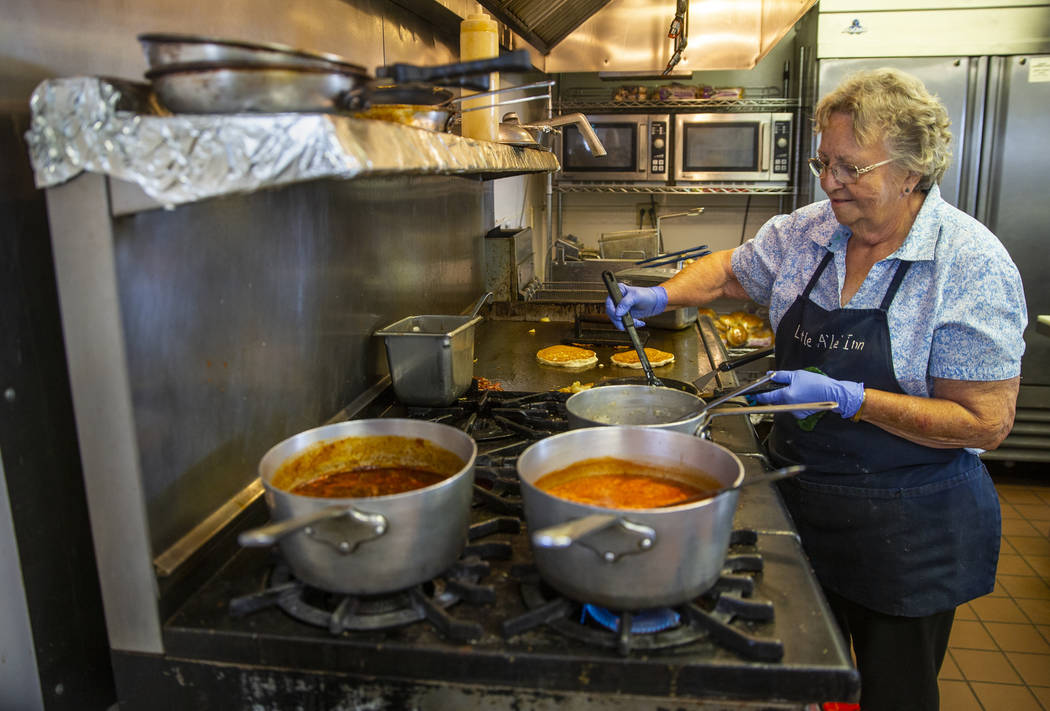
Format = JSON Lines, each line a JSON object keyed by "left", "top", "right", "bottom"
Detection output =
{"left": 608, "top": 68, "right": 1027, "bottom": 711}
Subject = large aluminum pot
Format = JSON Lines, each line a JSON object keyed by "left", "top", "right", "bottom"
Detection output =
{"left": 239, "top": 418, "right": 477, "bottom": 594}
{"left": 517, "top": 426, "right": 743, "bottom": 610}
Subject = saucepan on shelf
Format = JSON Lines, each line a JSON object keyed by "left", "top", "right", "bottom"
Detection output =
{"left": 140, "top": 32, "right": 533, "bottom": 118}
{"left": 138, "top": 33, "right": 365, "bottom": 73}
{"left": 139, "top": 32, "right": 371, "bottom": 114}
{"left": 342, "top": 51, "right": 536, "bottom": 131}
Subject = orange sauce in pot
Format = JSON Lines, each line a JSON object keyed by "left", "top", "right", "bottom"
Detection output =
{"left": 272, "top": 435, "right": 465, "bottom": 499}
{"left": 535, "top": 457, "right": 721, "bottom": 509}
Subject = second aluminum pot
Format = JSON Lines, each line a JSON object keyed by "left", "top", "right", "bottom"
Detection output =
{"left": 517, "top": 426, "right": 744, "bottom": 610}
{"left": 239, "top": 418, "right": 477, "bottom": 594}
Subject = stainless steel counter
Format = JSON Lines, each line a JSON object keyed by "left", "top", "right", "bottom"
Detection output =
{"left": 473, "top": 319, "right": 714, "bottom": 392}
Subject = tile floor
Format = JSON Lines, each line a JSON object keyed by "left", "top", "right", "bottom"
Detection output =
{"left": 937, "top": 463, "right": 1050, "bottom": 710}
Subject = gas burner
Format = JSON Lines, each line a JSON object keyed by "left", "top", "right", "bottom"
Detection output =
{"left": 406, "top": 388, "right": 571, "bottom": 442}
{"left": 229, "top": 517, "right": 520, "bottom": 643}
{"left": 501, "top": 530, "right": 784, "bottom": 660}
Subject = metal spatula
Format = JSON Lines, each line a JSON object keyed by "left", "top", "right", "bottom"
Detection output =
{"left": 602, "top": 271, "right": 663, "bottom": 388}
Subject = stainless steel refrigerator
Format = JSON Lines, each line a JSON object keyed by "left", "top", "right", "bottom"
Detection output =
{"left": 810, "top": 55, "right": 1050, "bottom": 462}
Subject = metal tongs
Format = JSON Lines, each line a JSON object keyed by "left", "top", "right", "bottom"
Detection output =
{"left": 634, "top": 244, "right": 710, "bottom": 269}
{"left": 664, "top": 0, "right": 689, "bottom": 75}
{"left": 450, "top": 80, "right": 555, "bottom": 113}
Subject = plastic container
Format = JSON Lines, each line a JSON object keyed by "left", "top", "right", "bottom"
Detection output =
{"left": 375, "top": 314, "right": 482, "bottom": 406}
{"left": 459, "top": 13, "right": 499, "bottom": 142}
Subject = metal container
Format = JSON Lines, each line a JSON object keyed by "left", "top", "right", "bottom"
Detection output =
{"left": 238, "top": 419, "right": 477, "bottom": 594}
{"left": 599, "top": 229, "right": 659, "bottom": 260}
{"left": 484, "top": 226, "right": 534, "bottom": 302}
{"left": 517, "top": 426, "right": 744, "bottom": 609}
{"left": 375, "top": 314, "right": 483, "bottom": 406}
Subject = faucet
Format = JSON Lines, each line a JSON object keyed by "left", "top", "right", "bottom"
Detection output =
{"left": 524, "top": 113, "right": 607, "bottom": 156}
{"left": 656, "top": 207, "right": 705, "bottom": 254}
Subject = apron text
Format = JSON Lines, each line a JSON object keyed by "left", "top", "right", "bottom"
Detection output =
{"left": 793, "top": 325, "right": 865, "bottom": 352}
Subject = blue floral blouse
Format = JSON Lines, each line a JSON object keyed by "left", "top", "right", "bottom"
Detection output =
{"left": 731, "top": 184, "right": 1028, "bottom": 398}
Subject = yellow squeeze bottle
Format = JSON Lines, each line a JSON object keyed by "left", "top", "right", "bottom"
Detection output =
{"left": 459, "top": 13, "right": 499, "bottom": 142}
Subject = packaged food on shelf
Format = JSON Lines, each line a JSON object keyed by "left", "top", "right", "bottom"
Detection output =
{"left": 656, "top": 83, "right": 698, "bottom": 101}
{"left": 613, "top": 85, "right": 648, "bottom": 102}
{"left": 701, "top": 86, "right": 745, "bottom": 99}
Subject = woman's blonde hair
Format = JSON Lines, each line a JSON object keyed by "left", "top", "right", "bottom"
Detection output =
{"left": 813, "top": 68, "right": 952, "bottom": 190}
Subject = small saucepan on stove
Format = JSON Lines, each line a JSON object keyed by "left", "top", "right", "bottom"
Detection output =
{"left": 566, "top": 373, "right": 836, "bottom": 438}
{"left": 517, "top": 426, "right": 802, "bottom": 610}
{"left": 238, "top": 418, "right": 477, "bottom": 594}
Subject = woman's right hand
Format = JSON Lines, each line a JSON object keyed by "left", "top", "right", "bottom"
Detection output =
{"left": 605, "top": 284, "right": 668, "bottom": 330}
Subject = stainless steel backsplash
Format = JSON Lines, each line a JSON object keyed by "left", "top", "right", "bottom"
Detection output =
{"left": 113, "top": 176, "right": 488, "bottom": 554}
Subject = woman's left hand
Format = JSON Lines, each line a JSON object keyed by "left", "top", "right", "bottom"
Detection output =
{"left": 754, "top": 370, "right": 865, "bottom": 419}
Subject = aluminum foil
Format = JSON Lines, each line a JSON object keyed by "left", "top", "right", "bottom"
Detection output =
{"left": 25, "top": 77, "right": 560, "bottom": 209}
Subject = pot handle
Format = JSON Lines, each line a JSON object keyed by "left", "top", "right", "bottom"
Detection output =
{"left": 238, "top": 505, "right": 388, "bottom": 555}
{"left": 376, "top": 49, "right": 534, "bottom": 90}
{"left": 531, "top": 514, "right": 656, "bottom": 563}
{"left": 693, "top": 401, "right": 838, "bottom": 437}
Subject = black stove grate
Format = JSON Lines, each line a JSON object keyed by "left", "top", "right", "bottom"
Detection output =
{"left": 502, "top": 529, "right": 784, "bottom": 660}
{"left": 405, "top": 388, "right": 571, "bottom": 443}
{"left": 229, "top": 517, "right": 520, "bottom": 643}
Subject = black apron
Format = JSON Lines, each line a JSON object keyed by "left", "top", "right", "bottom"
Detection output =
{"left": 768, "top": 251, "right": 1000, "bottom": 617}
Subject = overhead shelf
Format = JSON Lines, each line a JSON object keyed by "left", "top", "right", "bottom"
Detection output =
{"left": 555, "top": 182, "right": 795, "bottom": 195}
{"left": 26, "top": 77, "right": 560, "bottom": 210}
{"left": 556, "top": 98, "right": 801, "bottom": 113}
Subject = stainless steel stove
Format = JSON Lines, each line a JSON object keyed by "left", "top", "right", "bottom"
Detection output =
{"left": 131, "top": 381, "right": 859, "bottom": 711}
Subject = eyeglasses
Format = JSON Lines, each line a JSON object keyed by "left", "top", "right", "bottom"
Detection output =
{"left": 808, "top": 157, "right": 894, "bottom": 184}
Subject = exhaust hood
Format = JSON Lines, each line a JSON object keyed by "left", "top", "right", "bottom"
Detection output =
{"left": 478, "top": 0, "right": 817, "bottom": 72}
{"left": 476, "top": 0, "right": 615, "bottom": 55}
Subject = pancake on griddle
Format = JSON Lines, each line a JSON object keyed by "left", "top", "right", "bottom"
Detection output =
{"left": 610, "top": 347, "right": 675, "bottom": 368}
{"left": 536, "top": 345, "right": 598, "bottom": 369}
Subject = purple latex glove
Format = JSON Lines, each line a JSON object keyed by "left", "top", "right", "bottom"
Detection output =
{"left": 605, "top": 284, "right": 668, "bottom": 330}
{"left": 752, "top": 370, "right": 865, "bottom": 419}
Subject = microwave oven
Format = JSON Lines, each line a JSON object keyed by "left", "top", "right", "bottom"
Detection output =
{"left": 557, "top": 113, "right": 670, "bottom": 182}
{"left": 673, "top": 112, "right": 793, "bottom": 183}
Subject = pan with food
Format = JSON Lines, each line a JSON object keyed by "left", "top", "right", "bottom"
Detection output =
{"left": 517, "top": 426, "right": 803, "bottom": 609}
{"left": 238, "top": 418, "right": 477, "bottom": 594}
{"left": 567, "top": 373, "right": 836, "bottom": 438}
